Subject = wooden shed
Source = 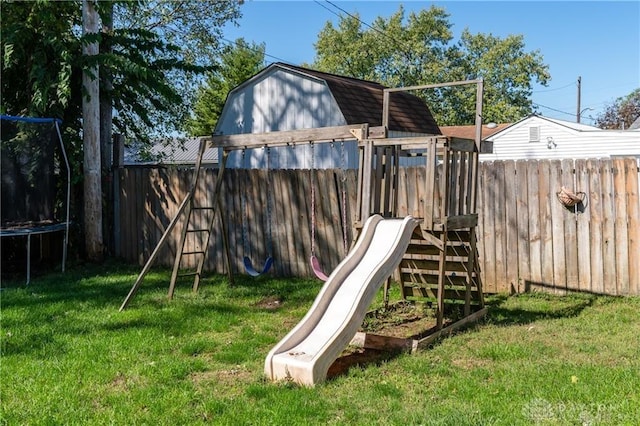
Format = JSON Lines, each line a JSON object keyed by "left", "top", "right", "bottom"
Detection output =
{"left": 214, "top": 62, "right": 440, "bottom": 169}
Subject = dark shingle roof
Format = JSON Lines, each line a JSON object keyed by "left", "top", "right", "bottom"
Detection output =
{"left": 275, "top": 63, "right": 440, "bottom": 135}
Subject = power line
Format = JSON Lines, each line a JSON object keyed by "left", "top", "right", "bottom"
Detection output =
{"left": 533, "top": 102, "right": 597, "bottom": 122}
{"left": 532, "top": 102, "right": 575, "bottom": 117}
{"left": 532, "top": 81, "right": 575, "bottom": 93}
{"left": 316, "top": 0, "right": 415, "bottom": 63}
{"left": 219, "top": 37, "right": 292, "bottom": 65}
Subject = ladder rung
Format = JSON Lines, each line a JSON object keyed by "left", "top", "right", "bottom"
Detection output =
{"left": 187, "top": 228, "right": 210, "bottom": 233}
{"left": 191, "top": 206, "right": 214, "bottom": 210}
{"left": 178, "top": 271, "right": 200, "bottom": 278}
{"left": 182, "top": 251, "right": 206, "bottom": 255}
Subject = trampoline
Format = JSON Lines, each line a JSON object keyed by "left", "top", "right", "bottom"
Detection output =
{"left": 1, "top": 115, "right": 71, "bottom": 284}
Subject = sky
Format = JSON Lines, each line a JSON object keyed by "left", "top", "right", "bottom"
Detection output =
{"left": 223, "top": 0, "right": 640, "bottom": 126}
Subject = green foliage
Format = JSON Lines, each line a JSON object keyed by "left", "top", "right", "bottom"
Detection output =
{"left": 186, "top": 38, "right": 265, "bottom": 136}
{"left": 312, "top": 5, "right": 550, "bottom": 125}
{"left": 595, "top": 88, "right": 640, "bottom": 129}
{"left": 1, "top": 264, "right": 639, "bottom": 425}
{"left": 1, "top": 0, "right": 241, "bottom": 142}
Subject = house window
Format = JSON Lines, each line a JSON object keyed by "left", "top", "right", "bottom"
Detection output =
{"left": 529, "top": 126, "right": 540, "bottom": 142}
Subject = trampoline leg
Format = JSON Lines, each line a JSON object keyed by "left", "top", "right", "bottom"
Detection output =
{"left": 26, "top": 234, "right": 31, "bottom": 286}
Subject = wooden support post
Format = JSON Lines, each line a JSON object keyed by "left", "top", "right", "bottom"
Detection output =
{"left": 423, "top": 140, "right": 437, "bottom": 230}
{"left": 361, "top": 140, "right": 374, "bottom": 222}
{"left": 436, "top": 228, "right": 448, "bottom": 329}
{"left": 119, "top": 192, "right": 192, "bottom": 311}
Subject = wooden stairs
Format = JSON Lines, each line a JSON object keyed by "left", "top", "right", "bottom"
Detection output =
{"left": 398, "top": 227, "right": 484, "bottom": 327}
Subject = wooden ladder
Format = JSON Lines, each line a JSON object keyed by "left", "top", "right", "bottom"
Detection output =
{"left": 119, "top": 139, "right": 231, "bottom": 311}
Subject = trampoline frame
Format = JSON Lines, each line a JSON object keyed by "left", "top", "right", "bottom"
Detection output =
{"left": 1, "top": 115, "right": 71, "bottom": 285}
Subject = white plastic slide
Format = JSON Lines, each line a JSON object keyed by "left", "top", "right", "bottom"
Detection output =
{"left": 264, "top": 214, "right": 419, "bottom": 386}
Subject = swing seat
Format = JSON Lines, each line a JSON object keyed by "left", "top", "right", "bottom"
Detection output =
{"left": 244, "top": 256, "right": 274, "bottom": 277}
{"left": 310, "top": 255, "right": 330, "bottom": 281}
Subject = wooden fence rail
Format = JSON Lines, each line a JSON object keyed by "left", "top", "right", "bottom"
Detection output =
{"left": 115, "top": 157, "right": 640, "bottom": 296}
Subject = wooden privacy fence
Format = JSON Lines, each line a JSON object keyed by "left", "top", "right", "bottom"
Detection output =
{"left": 115, "top": 157, "right": 640, "bottom": 296}
{"left": 478, "top": 157, "right": 639, "bottom": 296}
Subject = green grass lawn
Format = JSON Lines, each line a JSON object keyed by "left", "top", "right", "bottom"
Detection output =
{"left": 2, "top": 261, "right": 639, "bottom": 425}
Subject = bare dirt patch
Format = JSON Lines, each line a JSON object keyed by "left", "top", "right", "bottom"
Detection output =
{"left": 360, "top": 301, "right": 442, "bottom": 339}
{"left": 254, "top": 295, "right": 283, "bottom": 310}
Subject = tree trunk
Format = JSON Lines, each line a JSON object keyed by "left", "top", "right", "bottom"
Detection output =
{"left": 100, "top": 1, "right": 114, "bottom": 255}
{"left": 82, "top": 0, "right": 103, "bottom": 261}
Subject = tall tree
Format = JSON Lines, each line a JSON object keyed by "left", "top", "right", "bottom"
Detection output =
{"left": 186, "top": 38, "right": 265, "bottom": 136}
{"left": 1, "top": 0, "right": 241, "bottom": 258}
{"left": 82, "top": 0, "right": 103, "bottom": 261}
{"left": 313, "top": 5, "right": 453, "bottom": 87}
{"left": 312, "top": 5, "right": 550, "bottom": 125}
{"left": 595, "top": 89, "right": 640, "bottom": 129}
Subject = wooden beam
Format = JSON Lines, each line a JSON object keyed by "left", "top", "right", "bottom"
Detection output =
{"left": 210, "top": 124, "right": 368, "bottom": 149}
{"left": 414, "top": 307, "right": 488, "bottom": 352}
{"left": 446, "top": 214, "right": 478, "bottom": 230}
{"left": 119, "top": 192, "right": 192, "bottom": 311}
{"left": 349, "top": 307, "right": 488, "bottom": 354}
{"left": 383, "top": 79, "right": 483, "bottom": 93}
{"left": 448, "top": 138, "right": 477, "bottom": 153}
{"left": 360, "top": 136, "right": 447, "bottom": 148}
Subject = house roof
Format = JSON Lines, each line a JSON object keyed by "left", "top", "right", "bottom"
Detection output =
{"left": 269, "top": 63, "right": 441, "bottom": 135}
{"left": 440, "top": 123, "right": 511, "bottom": 140}
{"left": 487, "top": 114, "right": 603, "bottom": 141}
{"left": 124, "top": 137, "right": 217, "bottom": 165}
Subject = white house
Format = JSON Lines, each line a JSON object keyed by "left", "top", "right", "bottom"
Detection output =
{"left": 214, "top": 62, "right": 441, "bottom": 169}
{"left": 480, "top": 114, "right": 640, "bottom": 161}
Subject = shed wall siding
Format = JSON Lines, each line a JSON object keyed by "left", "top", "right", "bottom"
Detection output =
{"left": 216, "top": 68, "right": 353, "bottom": 169}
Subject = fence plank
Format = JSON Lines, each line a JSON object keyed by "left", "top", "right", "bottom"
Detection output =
{"left": 515, "top": 160, "right": 530, "bottom": 293}
{"left": 588, "top": 159, "right": 605, "bottom": 293}
{"left": 481, "top": 162, "right": 497, "bottom": 293}
{"left": 613, "top": 159, "right": 629, "bottom": 295}
{"left": 560, "top": 159, "right": 579, "bottom": 292}
{"left": 600, "top": 160, "right": 617, "bottom": 295}
{"left": 526, "top": 161, "right": 542, "bottom": 290}
{"left": 504, "top": 160, "right": 519, "bottom": 293}
{"left": 476, "top": 163, "right": 486, "bottom": 290}
{"left": 493, "top": 161, "right": 507, "bottom": 292}
{"left": 538, "top": 160, "right": 554, "bottom": 290}
{"left": 574, "top": 159, "right": 592, "bottom": 292}
{"left": 550, "top": 160, "right": 567, "bottom": 294}
{"left": 625, "top": 159, "right": 640, "bottom": 294}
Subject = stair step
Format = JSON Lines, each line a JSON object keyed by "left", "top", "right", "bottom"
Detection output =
{"left": 402, "top": 286, "right": 482, "bottom": 302}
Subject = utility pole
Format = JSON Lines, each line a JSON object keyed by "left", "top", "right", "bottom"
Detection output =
{"left": 82, "top": 0, "right": 103, "bottom": 261}
{"left": 576, "top": 76, "right": 582, "bottom": 123}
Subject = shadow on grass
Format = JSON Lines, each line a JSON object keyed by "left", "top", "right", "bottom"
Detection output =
{"left": 484, "top": 290, "right": 598, "bottom": 327}
{"left": 326, "top": 347, "right": 403, "bottom": 382}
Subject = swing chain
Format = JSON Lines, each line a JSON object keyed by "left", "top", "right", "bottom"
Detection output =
{"left": 340, "top": 141, "right": 348, "bottom": 254}
{"left": 241, "top": 148, "right": 249, "bottom": 256}
{"left": 310, "top": 141, "right": 316, "bottom": 257}
{"left": 265, "top": 146, "right": 273, "bottom": 257}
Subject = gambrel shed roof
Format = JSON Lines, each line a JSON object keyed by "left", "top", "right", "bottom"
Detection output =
{"left": 216, "top": 62, "right": 440, "bottom": 136}
{"left": 277, "top": 63, "right": 440, "bottom": 134}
